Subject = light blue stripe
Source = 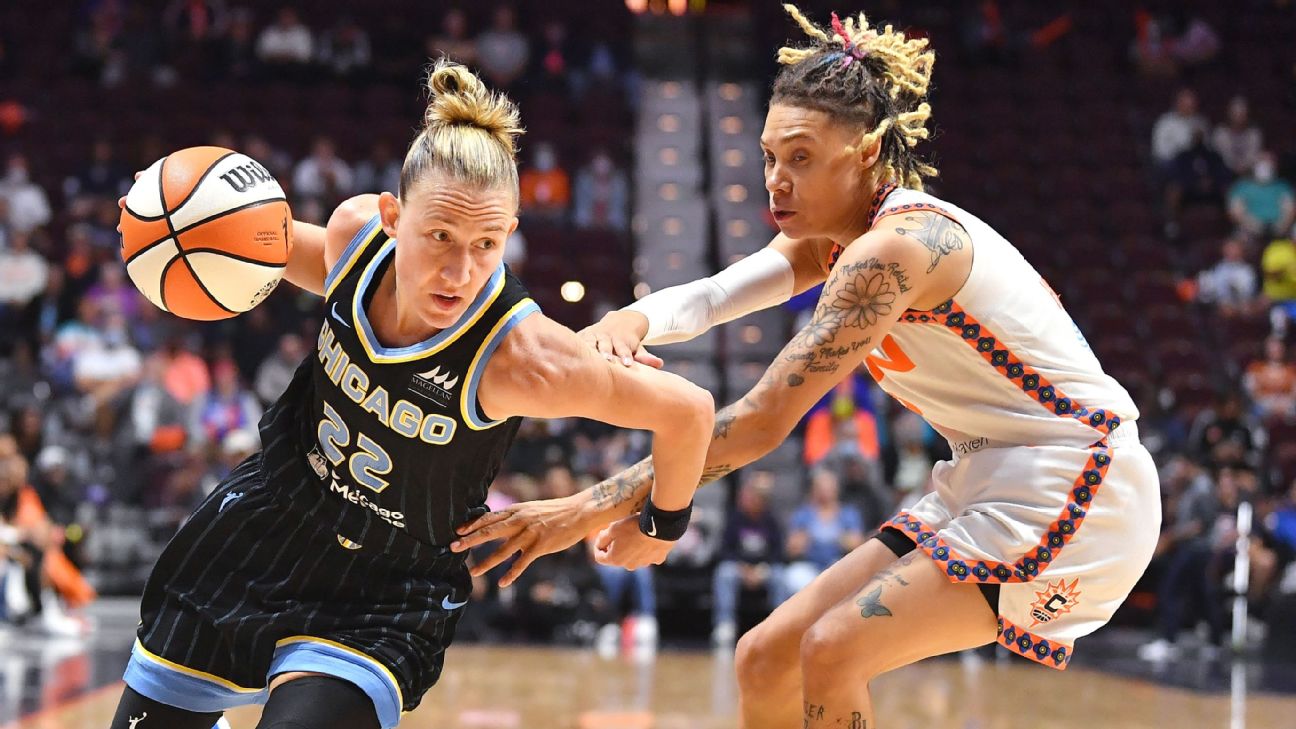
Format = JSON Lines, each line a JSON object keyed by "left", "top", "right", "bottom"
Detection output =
{"left": 353, "top": 241, "right": 505, "bottom": 359}
{"left": 324, "top": 215, "right": 381, "bottom": 292}
{"left": 464, "top": 301, "right": 541, "bottom": 428}
{"left": 123, "top": 647, "right": 268, "bottom": 713}
{"left": 269, "top": 642, "right": 402, "bottom": 729}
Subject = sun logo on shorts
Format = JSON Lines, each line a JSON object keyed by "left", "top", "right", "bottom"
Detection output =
{"left": 1029, "top": 578, "right": 1082, "bottom": 627}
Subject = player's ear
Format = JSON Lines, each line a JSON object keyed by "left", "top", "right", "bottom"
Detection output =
{"left": 857, "top": 128, "right": 882, "bottom": 170}
{"left": 377, "top": 191, "right": 400, "bottom": 237}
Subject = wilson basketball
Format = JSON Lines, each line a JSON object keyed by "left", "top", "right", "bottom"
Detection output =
{"left": 119, "top": 146, "right": 292, "bottom": 321}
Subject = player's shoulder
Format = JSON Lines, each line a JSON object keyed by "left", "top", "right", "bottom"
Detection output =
{"left": 324, "top": 194, "right": 382, "bottom": 269}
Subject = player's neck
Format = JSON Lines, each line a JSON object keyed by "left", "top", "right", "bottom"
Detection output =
{"left": 368, "top": 267, "right": 444, "bottom": 347}
{"left": 828, "top": 175, "right": 885, "bottom": 247}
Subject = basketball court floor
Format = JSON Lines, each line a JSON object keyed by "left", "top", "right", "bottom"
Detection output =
{"left": 3, "top": 599, "right": 1293, "bottom": 729}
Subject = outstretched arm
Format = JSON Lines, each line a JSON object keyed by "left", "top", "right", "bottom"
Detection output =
{"left": 581, "top": 233, "right": 832, "bottom": 365}
{"left": 457, "top": 216, "right": 969, "bottom": 584}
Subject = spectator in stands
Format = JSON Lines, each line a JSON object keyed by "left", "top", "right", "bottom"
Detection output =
{"left": 73, "top": 312, "right": 142, "bottom": 408}
{"left": 1261, "top": 229, "right": 1296, "bottom": 337}
{"left": 1214, "top": 96, "right": 1263, "bottom": 178}
{"left": 573, "top": 149, "right": 629, "bottom": 231}
{"left": 519, "top": 142, "right": 570, "bottom": 223}
{"left": 1139, "top": 456, "right": 1225, "bottom": 661}
{"left": 0, "top": 154, "right": 51, "bottom": 235}
{"left": 219, "top": 7, "right": 259, "bottom": 82}
{"left": 159, "top": 336, "right": 210, "bottom": 406}
{"left": 256, "top": 7, "right": 313, "bottom": 77}
{"left": 0, "top": 231, "right": 49, "bottom": 351}
{"left": 502, "top": 228, "right": 527, "bottom": 276}
{"left": 1244, "top": 337, "right": 1296, "bottom": 421}
{"left": 711, "top": 470, "right": 785, "bottom": 647}
{"left": 1187, "top": 392, "right": 1259, "bottom": 470}
{"left": 189, "top": 357, "right": 260, "bottom": 449}
{"left": 128, "top": 353, "right": 189, "bottom": 456}
{"left": 254, "top": 333, "right": 303, "bottom": 405}
{"left": 1228, "top": 151, "right": 1295, "bottom": 240}
{"left": 162, "top": 0, "right": 227, "bottom": 80}
{"left": 426, "top": 8, "right": 477, "bottom": 67}
{"left": 353, "top": 140, "right": 401, "bottom": 195}
{"left": 782, "top": 468, "right": 865, "bottom": 597}
{"left": 1196, "top": 235, "right": 1259, "bottom": 318}
{"left": 530, "top": 19, "right": 574, "bottom": 94}
{"left": 65, "top": 139, "right": 131, "bottom": 201}
{"left": 476, "top": 5, "right": 530, "bottom": 90}
{"left": 292, "top": 136, "right": 353, "bottom": 204}
{"left": 1152, "top": 88, "right": 1207, "bottom": 169}
{"left": 318, "top": 16, "right": 371, "bottom": 80}
{"left": 814, "top": 418, "right": 889, "bottom": 527}
{"left": 85, "top": 261, "right": 142, "bottom": 320}
{"left": 1163, "top": 128, "right": 1231, "bottom": 236}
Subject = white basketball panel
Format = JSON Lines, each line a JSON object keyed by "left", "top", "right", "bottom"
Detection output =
{"left": 124, "top": 238, "right": 179, "bottom": 312}
{"left": 187, "top": 251, "right": 284, "bottom": 312}
{"left": 169, "top": 153, "right": 286, "bottom": 231}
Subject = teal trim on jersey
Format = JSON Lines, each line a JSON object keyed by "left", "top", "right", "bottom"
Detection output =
{"left": 324, "top": 214, "right": 382, "bottom": 295}
{"left": 461, "top": 299, "right": 541, "bottom": 430}
{"left": 352, "top": 238, "right": 506, "bottom": 363}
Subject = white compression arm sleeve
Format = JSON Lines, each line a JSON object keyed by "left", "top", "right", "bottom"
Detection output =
{"left": 625, "top": 247, "right": 795, "bottom": 345}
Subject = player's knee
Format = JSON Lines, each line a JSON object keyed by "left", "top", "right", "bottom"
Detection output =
{"left": 735, "top": 621, "right": 795, "bottom": 688}
{"left": 799, "top": 614, "right": 883, "bottom": 680}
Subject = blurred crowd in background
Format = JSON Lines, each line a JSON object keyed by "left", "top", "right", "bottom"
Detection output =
{"left": 0, "top": 0, "right": 1294, "bottom": 661}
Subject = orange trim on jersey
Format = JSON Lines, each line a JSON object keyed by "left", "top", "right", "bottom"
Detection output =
{"left": 871, "top": 201, "right": 963, "bottom": 229}
{"left": 886, "top": 439, "right": 1112, "bottom": 584}
{"left": 826, "top": 182, "right": 898, "bottom": 270}
{"left": 997, "top": 616, "right": 1073, "bottom": 670}
{"left": 900, "top": 300, "right": 1121, "bottom": 439}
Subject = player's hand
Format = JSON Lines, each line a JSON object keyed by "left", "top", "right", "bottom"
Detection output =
{"left": 591, "top": 516, "right": 674, "bottom": 570}
{"left": 578, "top": 310, "right": 663, "bottom": 369}
{"left": 116, "top": 170, "right": 144, "bottom": 233}
{"left": 451, "top": 495, "right": 597, "bottom": 588}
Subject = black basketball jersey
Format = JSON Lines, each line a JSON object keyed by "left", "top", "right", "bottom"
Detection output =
{"left": 259, "top": 215, "right": 538, "bottom": 551}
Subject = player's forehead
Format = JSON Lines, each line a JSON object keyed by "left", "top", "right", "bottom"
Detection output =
{"left": 407, "top": 177, "right": 514, "bottom": 232}
{"left": 760, "top": 104, "right": 839, "bottom": 148}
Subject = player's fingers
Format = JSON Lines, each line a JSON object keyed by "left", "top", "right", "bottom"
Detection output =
{"left": 610, "top": 338, "right": 637, "bottom": 367}
{"left": 455, "top": 509, "right": 513, "bottom": 537}
{"left": 594, "top": 526, "right": 615, "bottom": 552}
{"left": 499, "top": 551, "right": 541, "bottom": 588}
{"left": 117, "top": 195, "right": 127, "bottom": 210}
{"left": 468, "top": 539, "right": 521, "bottom": 577}
{"left": 451, "top": 521, "right": 515, "bottom": 552}
{"left": 634, "top": 347, "right": 665, "bottom": 369}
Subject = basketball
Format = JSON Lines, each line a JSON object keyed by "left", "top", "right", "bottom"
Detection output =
{"left": 119, "top": 146, "right": 292, "bottom": 321}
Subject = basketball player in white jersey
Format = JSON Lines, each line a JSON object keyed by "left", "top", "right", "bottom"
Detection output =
{"left": 453, "top": 7, "right": 1160, "bottom": 729}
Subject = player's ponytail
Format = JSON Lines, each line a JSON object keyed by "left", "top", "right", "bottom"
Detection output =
{"left": 773, "top": 5, "right": 936, "bottom": 191}
{"left": 400, "top": 58, "right": 524, "bottom": 202}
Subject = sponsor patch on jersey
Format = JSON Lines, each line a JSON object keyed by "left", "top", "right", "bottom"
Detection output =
{"left": 1029, "top": 578, "right": 1082, "bottom": 627}
{"left": 306, "top": 445, "right": 329, "bottom": 480}
{"left": 336, "top": 534, "right": 363, "bottom": 550}
{"left": 409, "top": 365, "right": 457, "bottom": 408}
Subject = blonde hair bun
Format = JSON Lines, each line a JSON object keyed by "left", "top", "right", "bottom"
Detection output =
{"left": 423, "top": 58, "right": 523, "bottom": 158}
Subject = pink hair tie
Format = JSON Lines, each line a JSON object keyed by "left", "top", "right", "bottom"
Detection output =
{"left": 831, "top": 12, "right": 868, "bottom": 64}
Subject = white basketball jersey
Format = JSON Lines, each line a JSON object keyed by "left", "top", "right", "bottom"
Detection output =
{"left": 838, "top": 185, "right": 1138, "bottom": 449}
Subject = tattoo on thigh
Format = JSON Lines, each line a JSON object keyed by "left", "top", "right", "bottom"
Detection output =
{"left": 849, "top": 712, "right": 867, "bottom": 729}
{"left": 856, "top": 586, "right": 893, "bottom": 619}
{"left": 874, "top": 551, "right": 917, "bottom": 587}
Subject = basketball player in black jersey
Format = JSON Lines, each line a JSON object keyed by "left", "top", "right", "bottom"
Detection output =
{"left": 107, "top": 60, "right": 714, "bottom": 729}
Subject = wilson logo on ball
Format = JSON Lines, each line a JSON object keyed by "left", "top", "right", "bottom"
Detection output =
{"left": 219, "top": 160, "right": 275, "bottom": 193}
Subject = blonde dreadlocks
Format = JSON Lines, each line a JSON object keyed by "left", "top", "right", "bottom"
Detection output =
{"left": 773, "top": 4, "right": 937, "bottom": 190}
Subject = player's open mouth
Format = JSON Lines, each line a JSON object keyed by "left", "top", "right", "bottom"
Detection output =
{"left": 432, "top": 294, "right": 461, "bottom": 310}
{"left": 772, "top": 209, "right": 796, "bottom": 222}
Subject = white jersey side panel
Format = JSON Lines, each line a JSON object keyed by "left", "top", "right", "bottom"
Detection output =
{"left": 861, "top": 188, "right": 1138, "bottom": 448}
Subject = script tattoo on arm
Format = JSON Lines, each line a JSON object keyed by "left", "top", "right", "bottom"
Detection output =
{"left": 891, "top": 211, "right": 969, "bottom": 273}
{"left": 780, "top": 256, "right": 906, "bottom": 383}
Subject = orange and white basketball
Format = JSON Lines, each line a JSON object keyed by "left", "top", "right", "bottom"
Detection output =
{"left": 119, "top": 146, "right": 292, "bottom": 321}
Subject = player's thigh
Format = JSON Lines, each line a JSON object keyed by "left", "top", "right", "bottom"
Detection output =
{"left": 740, "top": 539, "right": 900, "bottom": 665}
{"left": 801, "top": 550, "right": 998, "bottom": 678}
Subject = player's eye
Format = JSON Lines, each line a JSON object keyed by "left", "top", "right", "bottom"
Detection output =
{"left": 431, "top": 230, "right": 450, "bottom": 242}
{"left": 762, "top": 152, "right": 775, "bottom": 166}
{"left": 478, "top": 239, "right": 496, "bottom": 250}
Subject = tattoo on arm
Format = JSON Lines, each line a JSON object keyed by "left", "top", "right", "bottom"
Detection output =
{"left": 892, "top": 212, "right": 968, "bottom": 273}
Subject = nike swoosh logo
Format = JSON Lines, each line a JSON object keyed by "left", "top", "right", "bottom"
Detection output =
{"left": 331, "top": 302, "right": 351, "bottom": 328}
{"left": 442, "top": 596, "right": 468, "bottom": 610}
{"left": 647, "top": 517, "right": 657, "bottom": 537}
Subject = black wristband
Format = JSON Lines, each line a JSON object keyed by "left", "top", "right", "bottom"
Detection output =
{"left": 638, "top": 497, "right": 692, "bottom": 541}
